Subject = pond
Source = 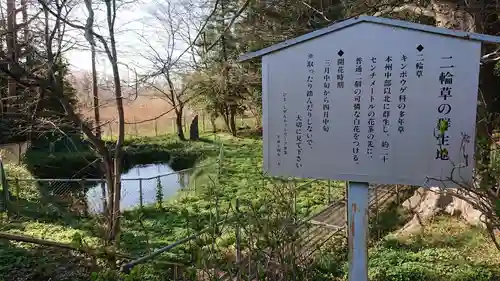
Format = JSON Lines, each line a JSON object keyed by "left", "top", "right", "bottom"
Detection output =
{"left": 86, "top": 164, "right": 189, "bottom": 213}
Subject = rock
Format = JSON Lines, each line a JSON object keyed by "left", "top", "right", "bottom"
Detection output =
{"left": 397, "top": 187, "right": 485, "bottom": 236}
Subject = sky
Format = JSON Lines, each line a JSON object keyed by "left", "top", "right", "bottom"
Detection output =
{"left": 62, "top": 0, "right": 198, "bottom": 78}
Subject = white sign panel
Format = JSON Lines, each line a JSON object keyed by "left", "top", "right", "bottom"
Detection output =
{"left": 262, "top": 22, "right": 481, "bottom": 187}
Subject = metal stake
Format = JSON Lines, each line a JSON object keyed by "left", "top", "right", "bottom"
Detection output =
{"left": 347, "top": 181, "right": 369, "bottom": 281}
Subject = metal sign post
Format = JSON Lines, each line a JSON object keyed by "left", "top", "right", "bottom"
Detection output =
{"left": 237, "top": 15, "right": 500, "bottom": 281}
{"left": 347, "top": 181, "right": 369, "bottom": 281}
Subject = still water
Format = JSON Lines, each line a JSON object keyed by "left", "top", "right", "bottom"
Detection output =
{"left": 86, "top": 164, "right": 189, "bottom": 213}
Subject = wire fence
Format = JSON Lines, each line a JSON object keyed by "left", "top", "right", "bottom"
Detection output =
{"left": 103, "top": 113, "right": 259, "bottom": 138}
{"left": 0, "top": 141, "right": 415, "bottom": 281}
{"left": 3, "top": 162, "right": 219, "bottom": 220}
{"left": 118, "top": 180, "right": 416, "bottom": 281}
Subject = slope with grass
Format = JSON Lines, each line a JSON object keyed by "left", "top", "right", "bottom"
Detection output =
{"left": 3, "top": 133, "right": 499, "bottom": 281}
{"left": 0, "top": 133, "right": 339, "bottom": 280}
{"left": 313, "top": 215, "right": 500, "bottom": 281}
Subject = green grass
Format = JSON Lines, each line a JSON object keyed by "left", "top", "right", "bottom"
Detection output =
{"left": 0, "top": 132, "right": 339, "bottom": 280}
{"left": 3, "top": 132, "right": 499, "bottom": 281}
{"left": 311, "top": 216, "right": 500, "bottom": 281}
{"left": 367, "top": 217, "right": 500, "bottom": 281}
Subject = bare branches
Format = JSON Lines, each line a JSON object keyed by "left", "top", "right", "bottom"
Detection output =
{"left": 205, "top": 0, "right": 250, "bottom": 54}
{"left": 300, "top": 1, "right": 330, "bottom": 22}
{"left": 373, "top": 3, "right": 435, "bottom": 17}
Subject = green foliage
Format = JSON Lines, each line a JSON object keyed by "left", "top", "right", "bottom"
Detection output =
{"left": 495, "top": 199, "right": 500, "bottom": 217}
{"left": 367, "top": 246, "right": 500, "bottom": 281}
{"left": 155, "top": 177, "right": 164, "bottom": 210}
{"left": 363, "top": 217, "right": 500, "bottom": 281}
{"left": 1, "top": 57, "right": 82, "bottom": 146}
{"left": 307, "top": 216, "right": 500, "bottom": 281}
{"left": 1, "top": 133, "right": 337, "bottom": 280}
{"left": 4, "top": 134, "right": 500, "bottom": 281}
{"left": 0, "top": 239, "right": 95, "bottom": 281}
{"left": 23, "top": 135, "right": 205, "bottom": 179}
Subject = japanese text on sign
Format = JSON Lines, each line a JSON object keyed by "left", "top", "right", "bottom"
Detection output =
{"left": 353, "top": 57, "right": 362, "bottom": 164}
{"left": 306, "top": 54, "right": 314, "bottom": 148}
{"left": 399, "top": 55, "right": 408, "bottom": 134}
{"left": 381, "top": 56, "right": 393, "bottom": 163}
{"left": 262, "top": 23, "right": 480, "bottom": 188}
{"left": 367, "top": 57, "right": 376, "bottom": 158}
{"left": 435, "top": 56, "right": 454, "bottom": 161}
{"left": 323, "top": 60, "right": 331, "bottom": 132}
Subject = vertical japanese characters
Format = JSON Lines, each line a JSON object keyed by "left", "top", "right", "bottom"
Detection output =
{"left": 279, "top": 92, "right": 288, "bottom": 167}
{"left": 296, "top": 114, "right": 303, "bottom": 168}
{"left": 323, "top": 60, "right": 331, "bottom": 132}
{"left": 276, "top": 133, "right": 281, "bottom": 166}
{"left": 337, "top": 51, "right": 345, "bottom": 89}
{"left": 283, "top": 92, "right": 288, "bottom": 157}
{"left": 398, "top": 55, "right": 408, "bottom": 134}
{"left": 353, "top": 57, "right": 363, "bottom": 164}
{"left": 435, "top": 56, "right": 453, "bottom": 161}
{"left": 416, "top": 44, "right": 424, "bottom": 78}
{"left": 367, "top": 57, "right": 376, "bottom": 159}
{"left": 381, "top": 56, "right": 393, "bottom": 163}
{"left": 306, "top": 53, "right": 315, "bottom": 148}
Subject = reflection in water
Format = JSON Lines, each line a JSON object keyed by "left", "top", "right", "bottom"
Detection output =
{"left": 86, "top": 164, "right": 189, "bottom": 213}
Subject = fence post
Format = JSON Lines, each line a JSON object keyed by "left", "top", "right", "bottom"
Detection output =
{"left": 396, "top": 184, "right": 400, "bottom": 205}
{"left": 17, "top": 143, "right": 21, "bottom": 165}
{"left": 101, "top": 181, "right": 107, "bottom": 213}
{"left": 193, "top": 175, "right": 197, "bottom": 196}
{"left": 171, "top": 119, "right": 175, "bottom": 134}
{"left": 328, "top": 180, "right": 332, "bottom": 204}
{"left": 138, "top": 178, "right": 143, "bottom": 209}
{"left": 0, "top": 159, "right": 9, "bottom": 213}
{"left": 235, "top": 198, "right": 241, "bottom": 281}
{"left": 293, "top": 181, "right": 297, "bottom": 221}
{"left": 15, "top": 178, "right": 20, "bottom": 216}
{"left": 345, "top": 181, "right": 348, "bottom": 238}
{"left": 80, "top": 179, "right": 88, "bottom": 216}
{"left": 374, "top": 185, "right": 379, "bottom": 239}
{"left": 154, "top": 119, "right": 158, "bottom": 136}
{"left": 202, "top": 113, "right": 206, "bottom": 132}
{"left": 134, "top": 117, "right": 138, "bottom": 136}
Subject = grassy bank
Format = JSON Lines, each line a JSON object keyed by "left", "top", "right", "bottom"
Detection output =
{"left": 312, "top": 216, "right": 500, "bottom": 281}
{"left": 2, "top": 133, "right": 499, "bottom": 281}
{"left": 0, "top": 133, "right": 338, "bottom": 280}
{"left": 23, "top": 134, "right": 212, "bottom": 179}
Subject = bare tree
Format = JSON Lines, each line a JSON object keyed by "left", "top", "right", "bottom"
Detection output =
{"left": 139, "top": 0, "right": 197, "bottom": 141}
{"left": 0, "top": 0, "right": 132, "bottom": 254}
{"left": 74, "top": 0, "right": 126, "bottom": 246}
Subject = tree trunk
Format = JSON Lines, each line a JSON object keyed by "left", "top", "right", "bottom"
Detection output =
{"left": 220, "top": 106, "right": 231, "bottom": 132}
{"left": 175, "top": 108, "right": 186, "bottom": 141}
{"left": 5, "top": 0, "right": 17, "bottom": 114}
{"left": 102, "top": 157, "right": 115, "bottom": 242}
{"left": 91, "top": 44, "right": 101, "bottom": 139}
{"left": 210, "top": 115, "right": 217, "bottom": 133}
{"left": 399, "top": 0, "right": 497, "bottom": 235}
{"left": 89, "top": 31, "right": 107, "bottom": 213}
{"left": 107, "top": 6, "right": 125, "bottom": 248}
{"left": 229, "top": 104, "right": 237, "bottom": 136}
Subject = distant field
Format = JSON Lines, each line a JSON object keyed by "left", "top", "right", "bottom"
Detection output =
{"left": 78, "top": 95, "right": 257, "bottom": 137}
